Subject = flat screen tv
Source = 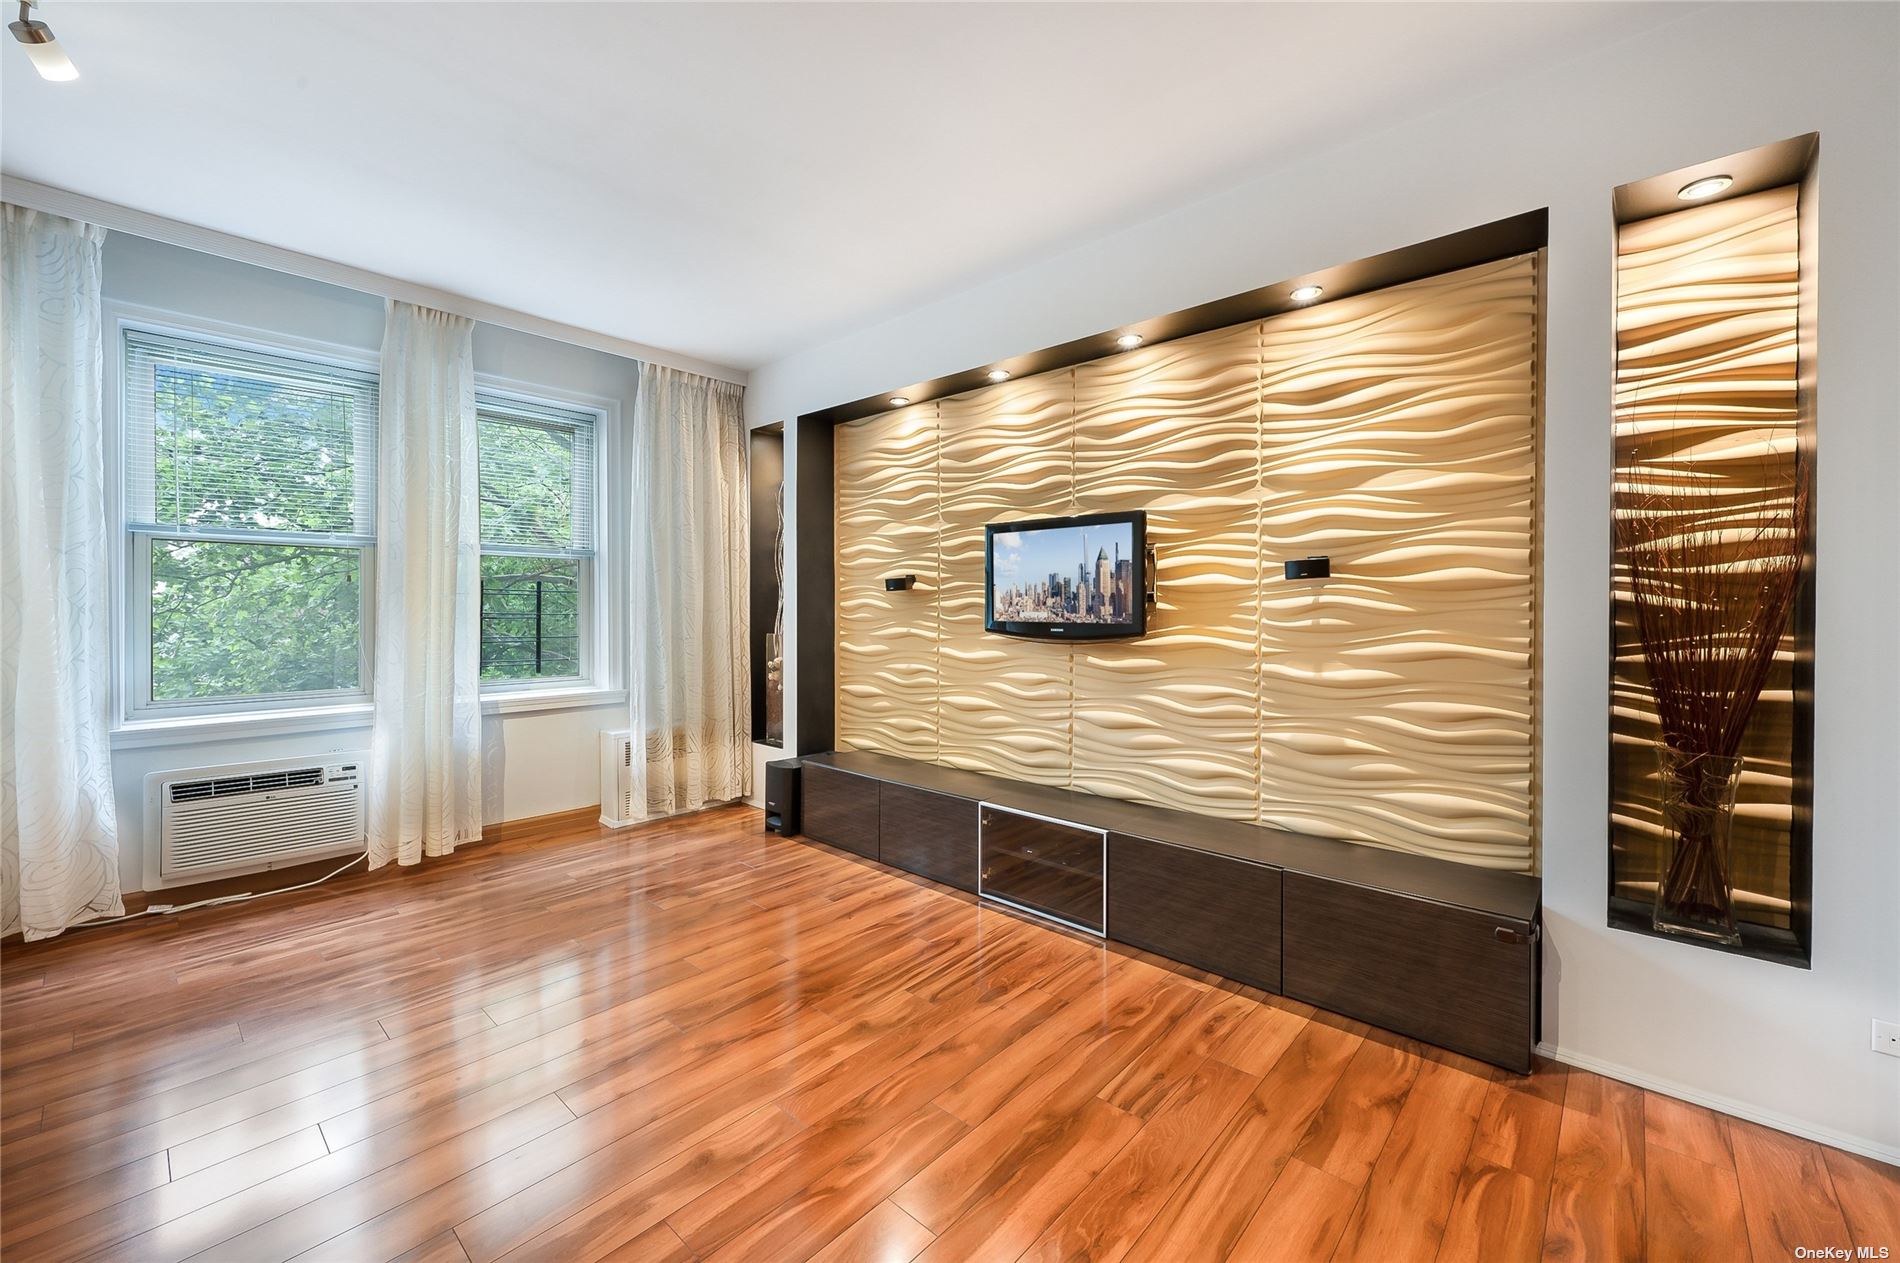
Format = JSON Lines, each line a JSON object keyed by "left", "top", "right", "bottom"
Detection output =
{"left": 985, "top": 511, "right": 1147, "bottom": 640}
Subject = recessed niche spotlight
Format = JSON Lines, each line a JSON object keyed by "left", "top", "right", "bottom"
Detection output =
{"left": 888, "top": 395, "right": 910, "bottom": 407}
{"left": 987, "top": 369, "right": 1010, "bottom": 383}
{"left": 1677, "top": 174, "right": 1734, "bottom": 201}
{"left": 1290, "top": 284, "right": 1324, "bottom": 302}
{"left": 1116, "top": 333, "right": 1144, "bottom": 350}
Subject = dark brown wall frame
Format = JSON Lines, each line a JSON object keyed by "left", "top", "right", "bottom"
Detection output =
{"left": 748, "top": 423, "right": 784, "bottom": 746}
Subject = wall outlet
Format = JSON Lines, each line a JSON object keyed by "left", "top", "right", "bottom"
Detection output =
{"left": 1875, "top": 1019, "right": 1900, "bottom": 1058}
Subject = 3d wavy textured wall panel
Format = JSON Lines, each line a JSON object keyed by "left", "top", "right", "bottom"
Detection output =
{"left": 1256, "top": 257, "right": 1537, "bottom": 869}
{"left": 835, "top": 256, "right": 1541, "bottom": 872}
{"left": 937, "top": 374, "right": 1075, "bottom": 784}
{"left": 835, "top": 403, "right": 941, "bottom": 762}
{"left": 1071, "top": 323, "right": 1264, "bottom": 820}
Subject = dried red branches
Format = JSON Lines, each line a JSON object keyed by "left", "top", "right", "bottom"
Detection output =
{"left": 1614, "top": 425, "right": 1811, "bottom": 936}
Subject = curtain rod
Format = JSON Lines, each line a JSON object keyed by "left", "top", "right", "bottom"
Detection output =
{"left": 0, "top": 175, "right": 748, "bottom": 388}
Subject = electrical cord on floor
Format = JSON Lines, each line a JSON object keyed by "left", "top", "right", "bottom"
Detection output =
{"left": 71, "top": 850, "right": 371, "bottom": 931}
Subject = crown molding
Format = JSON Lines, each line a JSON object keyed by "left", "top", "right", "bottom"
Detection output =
{"left": 0, "top": 174, "right": 747, "bottom": 387}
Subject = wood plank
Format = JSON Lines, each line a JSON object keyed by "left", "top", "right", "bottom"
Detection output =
{"left": 1822, "top": 1147, "right": 1900, "bottom": 1252}
{"left": 1645, "top": 1090, "right": 1734, "bottom": 1170}
{"left": 1729, "top": 1116, "right": 1853, "bottom": 1259}
{"left": 1327, "top": 1054, "right": 1490, "bottom": 1262}
{"left": 451, "top": 1102, "right": 807, "bottom": 1263}
{"left": 1227, "top": 1158, "right": 1359, "bottom": 1263}
{"left": 696, "top": 1105, "right": 968, "bottom": 1263}
{"left": 1437, "top": 1162, "right": 1546, "bottom": 1263}
{"left": 805, "top": 1200, "right": 936, "bottom": 1263}
{"left": 1290, "top": 1033, "right": 1421, "bottom": 1186}
{"left": 908, "top": 1098, "right": 1143, "bottom": 1263}
{"left": 1467, "top": 1074, "right": 1563, "bottom": 1184}
{"left": 1646, "top": 1143, "right": 1752, "bottom": 1263}
{"left": 391, "top": 1230, "right": 473, "bottom": 1263}
{"left": 1022, "top": 1055, "right": 1260, "bottom": 1263}
{"left": 1543, "top": 1069, "right": 1647, "bottom": 1263}
{"left": 593, "top": 1221, "right": 696, "bottom": 1263}
{"left": 1122, "top": 1020, "right": 1363, "bottom": 1263}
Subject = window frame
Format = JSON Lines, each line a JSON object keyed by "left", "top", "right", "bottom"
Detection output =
{"left": 473, "top": 376, "right": 612, "bottom": 697}
{"left": 108, "top": 305, "right": 380, "bottom": 724}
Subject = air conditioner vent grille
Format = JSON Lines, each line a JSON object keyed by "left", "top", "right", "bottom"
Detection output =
{"left": 170, "top": 766, "right": 327, "bottom": 803}
{"left": 153, "top": 754, "right": 367, "bottom": 883}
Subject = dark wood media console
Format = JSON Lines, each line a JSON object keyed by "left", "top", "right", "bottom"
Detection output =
{"left": 796, "top": 750, "right": 1542, "bottom": 1072}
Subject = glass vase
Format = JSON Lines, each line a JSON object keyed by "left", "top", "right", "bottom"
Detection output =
{"left": 1652, "top": 747, "right": 1745, "bottom": 946}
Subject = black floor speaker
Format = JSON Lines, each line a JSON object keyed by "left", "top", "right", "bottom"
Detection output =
{"left": 764, "top": 758, "right": 801, "bottom": 835}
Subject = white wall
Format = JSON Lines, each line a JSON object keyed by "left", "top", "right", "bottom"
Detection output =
{"left": 745, "top": 4, "right": 1900, "bottom": 1160}
{"left": 102, "top": 235, "right": 650, "bottom": 893}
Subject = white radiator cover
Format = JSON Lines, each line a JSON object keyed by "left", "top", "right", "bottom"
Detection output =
{"left": 143, "top": 752, "right": 369, "bottom": 889}
{"left": 600, "top": 730, "right": 636, "bottom": 828}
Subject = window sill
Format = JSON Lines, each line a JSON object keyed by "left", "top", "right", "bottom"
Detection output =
{"left": 112, "top": 703, "right": 374, "bottom": 750}
{"left": 108, "top": 687, "right": 625, "bottom": 750}
{"left": 480, "top": 686, "right": 626, "bottom": 716}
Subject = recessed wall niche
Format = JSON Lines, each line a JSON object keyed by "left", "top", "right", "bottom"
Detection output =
{"left": 1609, "top": 134, "right": 1818, "bottom": 964}
{"left": 834, "top": 255, "right": 1542, "bottom": 873}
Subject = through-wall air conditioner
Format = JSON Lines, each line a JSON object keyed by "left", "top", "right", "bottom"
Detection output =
{"left": 600, "top": 730, "right": 637, "bottom": 828}
{"left": 143, "top": 752, "right": 369, "bottom": 889}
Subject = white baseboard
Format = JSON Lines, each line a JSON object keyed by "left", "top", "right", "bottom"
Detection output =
{"left": 1538, "top": 1042, "right": 1900, "bottom": 1168}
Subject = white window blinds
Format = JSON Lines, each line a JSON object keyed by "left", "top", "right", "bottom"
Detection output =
{"left": 476, "top": 394, "right": 597, "bottom": 556}
{"left": 122, "top": 328, "right": 379, "bottom": 544}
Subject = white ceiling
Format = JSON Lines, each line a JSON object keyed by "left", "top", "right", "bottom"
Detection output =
{"left": 3, "top": 2, "right": 1683, "bottom": 371}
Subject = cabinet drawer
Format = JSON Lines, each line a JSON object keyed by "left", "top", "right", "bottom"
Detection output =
{"left": 1108, "top": 834, "right": 1282, "bottom": 993}
{"left": 879, "top": 784, "right": 977, "bottom": 892}
{"left": 800, "top": 763, "right": 879, "bottom": 860}
{"left": 1282, "top": 872, "right": 1537, "bottom": 1072}
{"left": 980, "top": 805, "right": 1105, "bottom": 934}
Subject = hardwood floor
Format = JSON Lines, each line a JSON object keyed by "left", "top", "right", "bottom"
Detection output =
{"left": 2, "top": 804, "right": 1894, "bottom": 1262}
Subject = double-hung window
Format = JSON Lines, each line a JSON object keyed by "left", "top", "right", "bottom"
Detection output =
{"left": 121, "top": 327, "right": 378, "bottom": 717}
{"left": 477, "top": 393, "right": 598, "bottom": 686}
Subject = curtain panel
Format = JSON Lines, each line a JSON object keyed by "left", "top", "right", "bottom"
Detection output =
{"left": 0, "top": 205, "right": 123, "bottom": 940}
{"left": 367, "top": 301, "right": 483, "bottom": 866}
{"left": 628, "top": 363, "right": 750, "bottom": 819}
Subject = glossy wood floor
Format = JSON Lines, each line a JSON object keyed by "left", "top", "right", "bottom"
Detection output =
{"left": 3, "top": 805, "right": 1895, "bottom": 1262}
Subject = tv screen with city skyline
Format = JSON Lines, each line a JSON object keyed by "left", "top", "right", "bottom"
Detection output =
{"left": 984, "top": 511, "right": 1146, "bottom": 640}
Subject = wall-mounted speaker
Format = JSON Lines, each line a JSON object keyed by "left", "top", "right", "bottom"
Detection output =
{"left": 884, "top": 575, "right": 917, "bottom": 591}
{"left": 1284, "top": 556, "right": 1331, "bottom": 580}
{"left": 764, "top": 758, "right": 801, "bottom": 834}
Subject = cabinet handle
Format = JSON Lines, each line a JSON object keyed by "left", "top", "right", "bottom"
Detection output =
{"left": 1494, "top": 925, "right": 1538, "bottom": 945}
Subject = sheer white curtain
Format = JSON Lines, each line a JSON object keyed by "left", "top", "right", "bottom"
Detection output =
{"left": 367, "top": 301, "right": 482, "bottom": 867}
{"left": 627, "top": 363, "right": 750, "bottom": 819}
{"left": 1, "top": 206, "right": 123, "bottom": 940}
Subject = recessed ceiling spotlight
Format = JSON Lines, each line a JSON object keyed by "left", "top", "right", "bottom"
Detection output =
{"left": 888, "top": 395, "right": 910, "bottom": 407}
{"left": 1290, "top": 285, "right": 1324, "bottom": 302}
{"left": 1116, "top": 333, "right": 1144, "bottom": 350}
{"left": 986, "top": 369, "right": 1010, "bottom": 383}
{"left": 1676, "top": 174, "right": 1733, "bottom": 201}
{"left": 9, "top": 0, "right": 78, "bottom": 80}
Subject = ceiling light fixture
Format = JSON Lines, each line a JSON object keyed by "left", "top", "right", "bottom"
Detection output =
{"left": 1115, "top": 333, "right": 1143, "bottom": 350}
{"left": 987, "top": 369, "right": 1010, "bottom": 383}
{"left": 888, "top": 395, "right": 910, "bottom": 407}
{"left": 1290, "top": 285, "right": 1324, "bottom": 302}
{"left": 1676, "top": 174, "right": 1733, "bottom": 201}
{"left": 9, "top": 0, "right": 77, "bottom": 81}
